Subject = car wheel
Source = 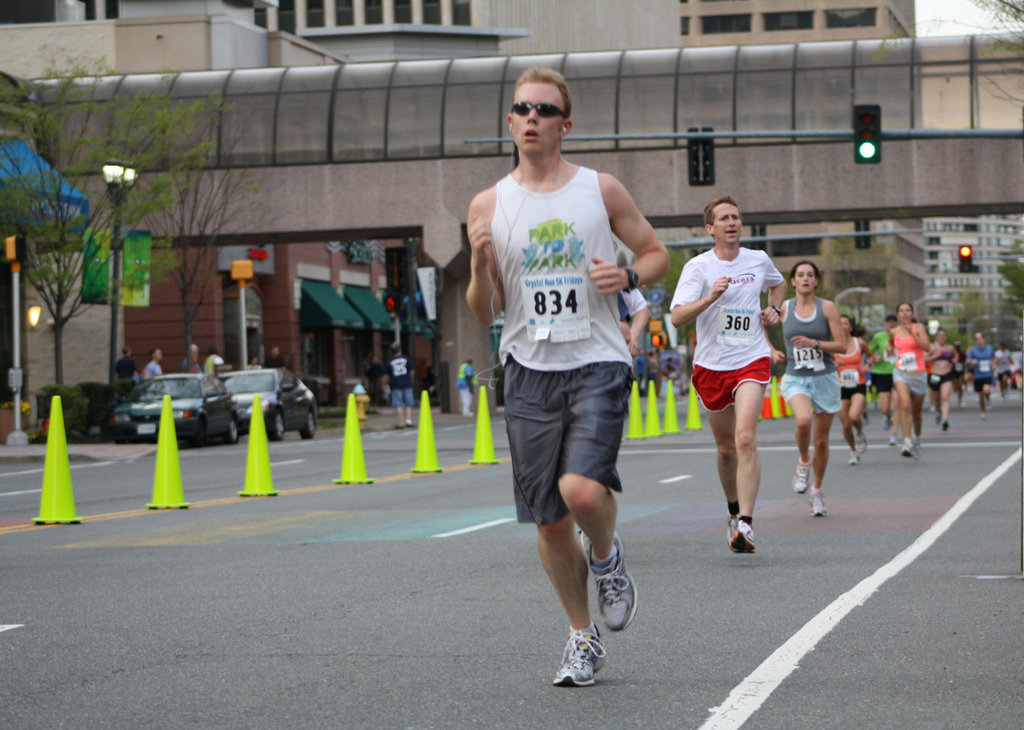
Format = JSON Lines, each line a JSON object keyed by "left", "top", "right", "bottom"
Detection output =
{"left": 266, "top": 410, "right": 285, "bottom": 441}
{"left": 223, "top": 417, "right": 239, "bottom": 445}
{"left": 190, "top": 419, "right": 206, "bottom": 448}
{"left": 299, "top": 408, "right": 316, "bottom": 439}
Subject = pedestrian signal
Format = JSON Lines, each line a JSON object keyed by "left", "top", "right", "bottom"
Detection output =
{"left": 650, "top": 333, "right": 667, "bottom": 348}
{"left": 853, "top": 104, "right": 881, "bottom": 164}
{"left": 384, "top": 293, "right": 398, "bottom": 313}
{"left": 687, "top": 127, "right": 715, "bottom": 186}
{"left": 5, "top": 234, "right": 26, "bottom": 262}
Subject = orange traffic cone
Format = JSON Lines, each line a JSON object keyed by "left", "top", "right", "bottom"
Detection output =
{"left": 761, "top": 389, "right": 774, "bottom": 420}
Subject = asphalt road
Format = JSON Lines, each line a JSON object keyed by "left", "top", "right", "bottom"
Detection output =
{"left": 1, "top": 392, "right": 1022, "bottom": 729}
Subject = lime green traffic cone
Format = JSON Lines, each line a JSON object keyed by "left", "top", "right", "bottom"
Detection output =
{"left": 335, "top": 393, "right": 373, "bottom": 484}
{"left": 624, "top": 380, "right": 645, "bottom": 440}
{"left": 148, "top": 395, "right": 191, "bottom": 508}
{"left": 239, "top": 393, "right": 278, "bottom": 496}
{"left": 33, "top": 395, "right": 81, "bottom": 524}
{"left": 663, "top": 379, "right": 681, "bottom": 434}
{"left": 469, "top": 386, "right": 499, "bottom": 465}
{"left": 685, "top": 381, "right": 704, "bottom": 431}
{"left": 411, "top": 390, "right": 442, "bottom": 473}
{"left": 644, "top": 380, "right": 662, "bottom": 437}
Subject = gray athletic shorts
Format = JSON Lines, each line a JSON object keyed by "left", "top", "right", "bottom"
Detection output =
{"left": 503, "top": 357, "right": 631, "bottom": 526}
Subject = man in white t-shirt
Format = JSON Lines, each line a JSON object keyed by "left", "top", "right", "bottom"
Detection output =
{"left": 670, "top": 195, "right": 786, "bottom": 554}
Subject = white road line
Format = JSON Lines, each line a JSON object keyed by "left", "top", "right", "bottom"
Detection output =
{"left": 0, "top": 625, "right": 24, "bottom": 633}
{"left": 270, "top": 459, "right": 305, "bottom": 467}
{"left": 699, "top": 447, "right": 1021, "bottom": 730}
{"left": 0, "top": 461, "right": 117, "bottom": 479}
{"left": 433, "top": 517, "right": 515, "bottom": 538}
{"left": 659, "top": 474, "right": 693, "bottom": 484}
{"left": 621, "top": 441, "right": 1020, "bottom": 456}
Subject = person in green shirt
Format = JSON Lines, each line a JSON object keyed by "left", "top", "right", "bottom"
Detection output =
{"left": 867, "top": 314, "right": 899, "bottom": 440}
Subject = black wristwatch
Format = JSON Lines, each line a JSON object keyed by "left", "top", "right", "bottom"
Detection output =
{"left": 623, "top": 267, "right": 640, "bottom": 291}
{"left": 771, "top": 304, "right": 782, "bottom": 315}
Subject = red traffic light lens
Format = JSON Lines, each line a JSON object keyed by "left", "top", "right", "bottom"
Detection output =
{"left": 958, "top": 245, "right": 973, "bottom": 258}
{"left": 858, "top": 110, "right": 876, "bottom": 126}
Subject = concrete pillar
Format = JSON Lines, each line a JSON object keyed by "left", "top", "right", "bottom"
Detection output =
{"left": 324, "top": 0, "right": 336, "bottom": 27}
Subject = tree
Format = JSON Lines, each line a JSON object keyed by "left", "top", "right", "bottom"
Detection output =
{"left": 0, "top": 62, "right": 196, "bottom": 383}
{"left": 142, "top": 97, "right": 262, "bottom": 374}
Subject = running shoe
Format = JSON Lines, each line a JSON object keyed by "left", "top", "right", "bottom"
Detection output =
{"left": 848, "top": 450, "right": 859, "bottom": 465}
{"left": 942, "top": 419, "right": 949, "bottom": 431}
{"left": 726, "top": 514, "right": 738, "bottom": 547}
{"left": 553, "top": 627, "right": 606, "bottom": 687}
{"left": 855, "top": 432, "right": 868, "bottom": 453}
{"left": 900, "top": 440, "right": 914, "bottom": 458}
{"left": 934, "top": 413, "right": 941, "bottom": 425}
{"left": 792, "top": 462, "right": 811, "bottom": 493}
{"left": 579, "top": 531, "right": 638, "bottom": 632}
{"left": 729, "top": 520, "right": 755, "bottom": 553}
{"left": 809, "top": 488, "right": 827, "bottom": 517}
{"left": 980, "top": 413, "right": 987, "bottom": 421}
{"left": 888, "top": 435, "right": 899, "bottom": 447}
{"left": 882, "top": 415, "right": 893, "bottom": 431}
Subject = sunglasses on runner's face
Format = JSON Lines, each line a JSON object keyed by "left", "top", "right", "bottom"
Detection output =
{"left": 511, "top": 101, "right": 566, "bottom": 118}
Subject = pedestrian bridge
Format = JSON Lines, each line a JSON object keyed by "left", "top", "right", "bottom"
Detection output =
{"left": 39, "top": 33, "right": 1024, "bottom": 268}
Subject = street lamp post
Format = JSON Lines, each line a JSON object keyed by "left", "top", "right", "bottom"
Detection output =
{"left": 102, "top": 162, "right": 137, "bottom": 384}
{"left": 835, "top": 286, "right": 871, "bottom": 324}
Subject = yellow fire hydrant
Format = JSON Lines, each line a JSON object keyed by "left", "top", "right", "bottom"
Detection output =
{"left": 352, "top": 384, "right": 371, "bottom": 428}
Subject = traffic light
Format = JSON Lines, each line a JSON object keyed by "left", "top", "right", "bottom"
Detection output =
{"left": 5, "top": 234, "right": 26, "bottom": 262}
{"left": 853, "top": 104, "right": 881, "bottom": 164}
{"left": 687, "top": 127, "right": 715, "bottom": 186}
{"left": 383, "top": 292, "right": 398, "bottom": 313}
{"left": 854, "top": 219, "right": 871, "bottom": 249}
{"left": 650, "top": 333, "right": 667, "bottom": 348}
{"left": 958, "top": 245, "right": 975, "bottom": 272}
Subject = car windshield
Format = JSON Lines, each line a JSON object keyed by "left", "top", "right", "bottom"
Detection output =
{"left": 222, "top": 373, "right": 276, "bottom": 394}
{"left": 131, "top": 378, "right": 202, "bottom": 402}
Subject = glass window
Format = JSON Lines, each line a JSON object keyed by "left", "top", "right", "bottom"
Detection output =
{"left": 387, "top": 60, "right": 449, "bottom": 159}
{"left": 336, "top": 0, "right": 353, "bottom": 25}
{"left": 453, "top": 0, "right": 471, "bottom": 25}
{"left": 764, "top": 11, "right": 812, "bottom": 31}
{"left": 365, "top": 0, "right": 382, "bottom": 24}
{"left": 915, "top": 63, "right": 971, "bottom": 129}
{"left": 618, "top": 49, "right": 680, "bottom": 149}
{"left": 278, "top": 0, "right": 295, "bottom": 34}
{"left": 562, "top": 52, "right": 621, "bottom": 152}
{"left": 395, "top": 0, "right": 412, "bottom": 23}
{"left": 853, "top": 39, "right": 912, "bottom": 129}
{"left": 443, "top": 57, "right": 507, "bottom": 157}
{"left": 794, "top": 42, "right": 853, "bottom": 131}
{"left": 702, "top": 14, "right": 750, "bottom": 34}
{"left": 306, "top": 0, "right": 324, "bottom": 27}
{"left": 826, "top": 8, "right": 875, "bottom": 28}
{"left": 677, "top": 46, "right": 737, "bottom": 134}
{"left": 221, "top": 68, "right": 286, "bottom": 167}
{"left": 735, "top": 45, "right": 794, "bottom": 134}
{"left": 976, "top": 57, "right": 1024, "bottom": 129}
{"left": 276, "top": 66, "right": 338, "bottom": 164}
{"left": 423, "top": 0, "right": 441, "bottom": 24}
{"left": 681, "top": 17, "right": 689, "bottom": 35}
{"left": 333, "top": 62, "right": 393, "bottom": 161}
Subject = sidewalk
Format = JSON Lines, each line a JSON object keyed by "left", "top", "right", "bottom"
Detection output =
{"left": 0, "top": 405, "right": 488, "bottom": 463}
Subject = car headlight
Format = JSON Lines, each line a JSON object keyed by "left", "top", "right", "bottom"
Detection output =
{"left": 173, "top": 409, "right": 194, "bottom": 419}
{"left": 113, "top": 413, "right": 131, "bottom": 423}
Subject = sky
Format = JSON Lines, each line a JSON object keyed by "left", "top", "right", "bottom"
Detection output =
{"left": 915, "top": 0, "right": 1002, "bottom": 36}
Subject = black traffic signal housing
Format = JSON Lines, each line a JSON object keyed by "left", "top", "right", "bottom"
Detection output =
{"left": 853, "top": 104, "right": 881, "bottom": 164}
{"left": 958, "top": 245, "right": 976, "bottom": 272}
{"left": 5, "top": 234, "right": 26, "bottom": 262}
{"left": 854, "top": 219, "right": 871, "bottom": 249}
{"left": 687, "top": 127, "right": 715, "bottom": 186}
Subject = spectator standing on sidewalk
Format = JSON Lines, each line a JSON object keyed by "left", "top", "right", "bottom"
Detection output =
{"left": 387, "top": 343, "right": 415, "bottom": 428}
{"left": 455, "top": 357, "right": 477, "bottom": 416}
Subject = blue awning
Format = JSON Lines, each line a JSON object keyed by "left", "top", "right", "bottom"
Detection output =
{"left": 0, "top": 139, "right": 90, "bottom": 219}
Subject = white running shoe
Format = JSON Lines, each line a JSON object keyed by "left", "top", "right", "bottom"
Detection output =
{"left": 553, "top": 627, "right": 606, "bottom": 687}
{"left": 848, "top": 450, "right": 859, "bottom": 465}
{"left": 855, "top": 432, "right": 867, "bottom": 453}
{"left": 809, "top": 488, "right": 827, "bottom": 517}
{"left": 792, "top": 462, "right": 811, "bottom": 493}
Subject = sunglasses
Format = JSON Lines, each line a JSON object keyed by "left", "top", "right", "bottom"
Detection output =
{"left": 511, "top": 101, "right": 566, "bottom": 118}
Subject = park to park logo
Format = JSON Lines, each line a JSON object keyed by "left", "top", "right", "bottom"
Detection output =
{"left": 522, "top": 218, "right": 585, "bottom": 273}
